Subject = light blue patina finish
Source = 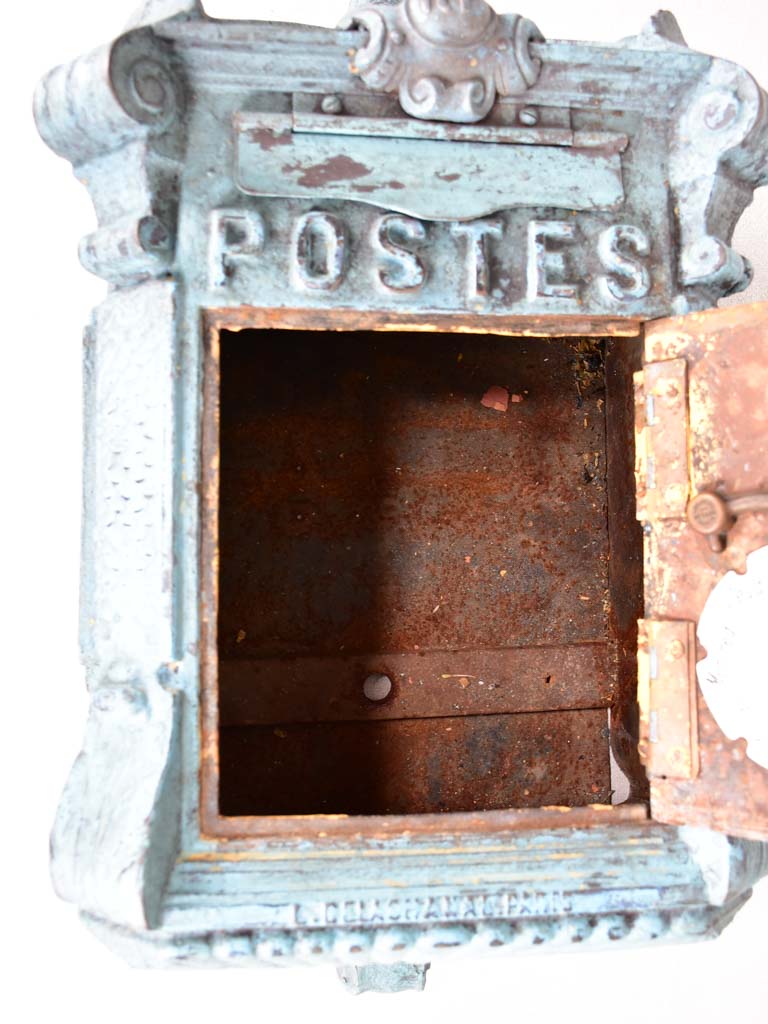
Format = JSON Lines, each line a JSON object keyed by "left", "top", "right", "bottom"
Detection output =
{"left": 34, "top": 0, "right": 768, "bottom": 992}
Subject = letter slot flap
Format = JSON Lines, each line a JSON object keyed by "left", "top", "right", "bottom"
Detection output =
{"left": 235, "top": 111, "right": 627, "bottom": 221}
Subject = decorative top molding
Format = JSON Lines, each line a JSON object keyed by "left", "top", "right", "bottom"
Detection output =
{"left": 341, "top": 0, "right": 543, "bottom": 123}
{"left": 33, "top": 5, "right": 768, "bottom": 309}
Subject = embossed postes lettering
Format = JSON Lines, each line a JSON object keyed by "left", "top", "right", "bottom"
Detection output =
{"left": 209, "top": 210, "right": 266, "bottom": 288}
{"left": 597, "top": 224, "right": 652, "bottom": 301}
{"left": 375, "top": 214, "right": 428, "bottom": 292}
{"left": 452, "top": 218, "right": 504, "bottom": 298}
{"left": 293, "top": 212, "right": 348, "bottom": 290}
{"left": 209, "top": 207, "right": 652, "bottom": 306}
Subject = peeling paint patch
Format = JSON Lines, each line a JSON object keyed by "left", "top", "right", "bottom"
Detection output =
{"left": 286, "top": 155, "right": 373, "bottom": 188}
{"left": 248, "top": 127, "right": 293, "bottom": 151}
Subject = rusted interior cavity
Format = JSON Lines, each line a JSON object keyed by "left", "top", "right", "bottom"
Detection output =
{"left": 215, "top": 328, "right": 645, "bottom": 817}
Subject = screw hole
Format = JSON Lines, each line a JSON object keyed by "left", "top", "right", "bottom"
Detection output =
{"left": 363, "top": 673, "right": 392, "bottom": 702}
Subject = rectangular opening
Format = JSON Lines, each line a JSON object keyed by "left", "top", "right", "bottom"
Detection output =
{"left": 203, "top": 318, "right": 647, "bottom": 828}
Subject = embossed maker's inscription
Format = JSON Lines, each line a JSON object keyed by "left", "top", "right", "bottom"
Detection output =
{"left": 293, "top": 889, "right": 572, "bottom": 927}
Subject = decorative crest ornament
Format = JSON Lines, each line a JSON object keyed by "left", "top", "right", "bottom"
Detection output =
{"left": 341, "top": 0, "right": 544, "bottom": 123}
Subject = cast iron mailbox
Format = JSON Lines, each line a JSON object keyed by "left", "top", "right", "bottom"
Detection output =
{"left": 35, "top": 0, "right": 768, "bottom": 992}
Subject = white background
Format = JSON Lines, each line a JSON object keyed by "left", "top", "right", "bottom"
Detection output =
{"left": 3, "top": 1, "right": 767, "bottom": 1020}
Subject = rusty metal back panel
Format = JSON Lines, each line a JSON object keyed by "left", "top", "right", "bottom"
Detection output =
{"left": 216, "top": 328, "right": 626, "bottom": 817}
{"left": 219, "top": 644, "right": 613, "bottom": 726}
{"left": 221, "top": 710, "right": 611, "bottom": 816}
{"left": 219, "top": 330, "right": 610, "bottom": 655}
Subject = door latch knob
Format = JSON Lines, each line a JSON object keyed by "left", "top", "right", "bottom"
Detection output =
{"left": 687, "top": 491, "right": 768, "bottom": 552}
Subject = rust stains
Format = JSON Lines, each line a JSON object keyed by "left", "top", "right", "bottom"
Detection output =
{"left": 197, "top": 803, "right": 649, "bottom": 847}
{"left": 214, "top": 328, "right": 620, "bottom": 819}
{"left": 640, "top": 302, "right": 768, "bottom": 841}
{"left": 198, "top": 309, "right": 649, "bottom": 840}
{"left": 219, "top": 644, "right": 615, "bottom": 727}
{"left": 220, "top": 710, "right": 613, "bottom": 817}
{"left": 205, "top": 305, "right": 643, "bottom": 339}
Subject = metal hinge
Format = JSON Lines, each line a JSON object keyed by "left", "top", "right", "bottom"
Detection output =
{"left": 634, "top": 358, "right": 690, "bottom": 522}
{"left": 637, "top": 619, "right": 700, "bottom": 779}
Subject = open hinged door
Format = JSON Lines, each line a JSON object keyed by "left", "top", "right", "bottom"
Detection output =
{"left": 635, "top": 301, "right": 768, "bottom": 840}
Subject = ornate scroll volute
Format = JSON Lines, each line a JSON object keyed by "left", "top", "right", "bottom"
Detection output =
{"left": 671, "top": 58, "right": 768, "bottom": 304}
{"left": 34, "top": 24, "right": 188, "bottom": 286}
{"left": 341, "top": 0, "right": 544, "bottom": 123}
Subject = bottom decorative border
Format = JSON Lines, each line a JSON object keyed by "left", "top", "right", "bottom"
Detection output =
{"left": 83, "top": 896, "right": 749, "bottom": 971}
